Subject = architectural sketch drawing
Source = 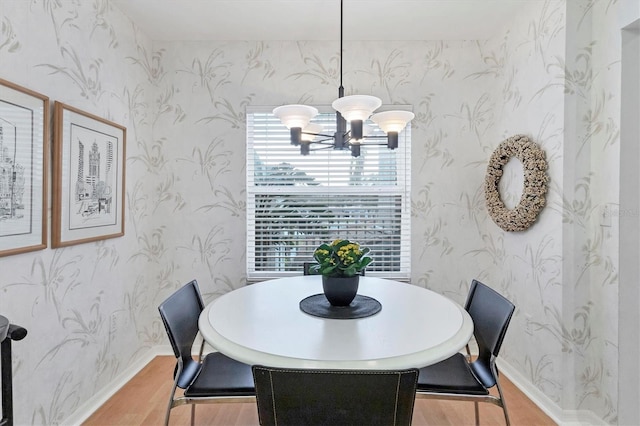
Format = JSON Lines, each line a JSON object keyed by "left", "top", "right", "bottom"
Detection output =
{"left": 68, "top": 124, "right": 118, "bottom": 230}
{"left": 0, "top": 116, "right": 29, "bottom": 237}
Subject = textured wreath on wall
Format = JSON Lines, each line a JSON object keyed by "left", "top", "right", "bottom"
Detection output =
{"left": 484, "top": 134, "right": 549, "bottom": 232}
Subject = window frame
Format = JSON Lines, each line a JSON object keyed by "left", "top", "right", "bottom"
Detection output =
{"left": 246, "top": 105, "right": 411, "bottom": 282}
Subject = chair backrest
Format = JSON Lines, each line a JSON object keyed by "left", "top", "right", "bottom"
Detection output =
{"left": 252, "top": 366, "right": 418, "bottom": 426}
{"left": 303, "top": 262, "right": 319, "bottom": 275}
{"left": 158, "top": 280, "right": 205, "bottom": 388}
{"left": 467, "top": 279, "right": 515, "bottom": 387}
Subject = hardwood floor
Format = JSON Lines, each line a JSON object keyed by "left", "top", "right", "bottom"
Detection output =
{"left": 83, "top": 356, "right": 556, "bottom": 425}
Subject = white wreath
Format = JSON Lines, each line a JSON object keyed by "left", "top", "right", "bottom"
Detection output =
{"left": 484, "top": 134, "right": 549, "bottom": 232}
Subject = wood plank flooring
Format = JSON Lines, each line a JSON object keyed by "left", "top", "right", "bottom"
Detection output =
{"left": 83, "top": 356, "right": 556, "bottom": 425}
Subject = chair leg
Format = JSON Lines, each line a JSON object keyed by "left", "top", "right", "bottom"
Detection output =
{"left": 190, "top": 404, "right": 196, "bottom": 426}
{"left": 164, "top": 394, "right": 174, "bottom": 426}
{"left": 474, "top": 401, "right": 480, "bottom": 426}
{"left": 165, "top": 365, "right": 182, "bottom": 426}
{"left": 495, "top": 379, "right": 511, "bottom": 426}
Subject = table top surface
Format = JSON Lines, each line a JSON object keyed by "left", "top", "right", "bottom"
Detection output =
{"left": 199, "top": 276, "right": 473, "bottom": 370}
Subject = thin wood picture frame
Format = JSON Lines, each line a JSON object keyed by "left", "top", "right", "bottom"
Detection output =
{"left": 53, "top": 101, "right": 126, "bottom": 247}
{"left": 0, "top": 78, "right": 49, "bottom": 257}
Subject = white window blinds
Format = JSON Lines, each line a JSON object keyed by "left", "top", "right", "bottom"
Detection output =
{"left": 246, "top": 107, "right": 411, "bottom": 281}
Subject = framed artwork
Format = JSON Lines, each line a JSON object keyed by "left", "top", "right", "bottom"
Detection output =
{"left": 0, "top": 78, "right": 49, "bottom": 257}
{"left": 53, "top": 102, "right": 126, "bottom": 247}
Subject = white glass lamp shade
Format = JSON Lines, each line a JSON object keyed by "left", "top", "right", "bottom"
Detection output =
{"left": 301, "top": 123, "right": 323, "bottom": 142}
{"left": 331, "top": 95, "right": 382, "bottom": 122}
{"left": 371, "top": 110, "right": 415, "bottom": 133}
{"left": 273, "top": 105, "right": 319, "bottom": 129}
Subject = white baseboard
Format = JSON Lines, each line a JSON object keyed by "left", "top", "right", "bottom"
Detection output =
{"left": 60, "top": 345, "right": 173, "bottom": 426}
{"left": 497, "top": 358, "right": 606, "bottom": 426}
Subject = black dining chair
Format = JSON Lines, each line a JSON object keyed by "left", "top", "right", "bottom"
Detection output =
{"left": 415, "top": 279, "right": 515, "bottom": 426}
{"left": 158, "top": 280, "right": 255, "bottom": 426}
{"left": 302, "top": 262, "right": 319, "bottom": 275}
{"left": 252, "top": 365, "right": 419, "bottom": 426}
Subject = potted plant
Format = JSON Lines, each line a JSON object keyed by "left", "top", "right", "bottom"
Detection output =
{"left": 310, "top": 239, "right": 373, "bottom": 306}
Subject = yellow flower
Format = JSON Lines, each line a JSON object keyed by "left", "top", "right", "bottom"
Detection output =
{"left": 310, "top": 238, "right": 372, "bottom": 277}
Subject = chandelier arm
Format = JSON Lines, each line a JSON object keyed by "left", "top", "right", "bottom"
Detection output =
{"left": 309, "top": 144, "right": 337, "bottom": 151}
{"left": 359, "top": 135, "right": 387, "bottom": 140}
{"left": 302, "top": 131, "right": 335, "bottom": 139}
{"left": 312, "top": 137, "right": 336, "bottom": 143}
{"left": 358, "top": 141, "right": 388, "bottom": 146}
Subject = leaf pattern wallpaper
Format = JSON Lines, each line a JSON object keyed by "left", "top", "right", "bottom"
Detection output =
{"left": 0, "top": 0, "right": 634, "bottom": 424}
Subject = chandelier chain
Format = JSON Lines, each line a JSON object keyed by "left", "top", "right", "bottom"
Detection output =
{"left": 340, "top": 0, "right": 343, "bottom": 89}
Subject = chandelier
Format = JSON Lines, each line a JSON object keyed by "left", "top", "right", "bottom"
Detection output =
{"left": 272, "top": 0, "right": 414, "bottom": 157}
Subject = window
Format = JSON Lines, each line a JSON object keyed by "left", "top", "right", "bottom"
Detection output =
{"left": 246, "top": 107, "right": 411, "bottom": 281}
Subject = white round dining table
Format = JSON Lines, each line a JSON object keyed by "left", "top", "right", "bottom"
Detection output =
{"left": 198, "top": 276, "right": 473, "bottom": 370}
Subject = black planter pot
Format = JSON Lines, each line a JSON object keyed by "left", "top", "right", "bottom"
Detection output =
{"left": 322, "top": 275, "right": 359, "bottom": 306}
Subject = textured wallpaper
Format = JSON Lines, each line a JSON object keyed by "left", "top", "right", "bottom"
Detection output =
{"left": 0, "top": 0, "right": 627, "bottom": 424}
{"left": 0, "top": 1, "right": 161, "bottom": 423}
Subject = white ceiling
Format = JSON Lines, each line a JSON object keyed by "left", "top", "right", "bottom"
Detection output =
{"left": 111, "top": 0, "right": 540, "bottom": 42}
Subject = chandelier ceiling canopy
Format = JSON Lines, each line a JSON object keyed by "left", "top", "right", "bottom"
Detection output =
{"left": 272, "top": 0, "right": 414, "bottom": 157}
